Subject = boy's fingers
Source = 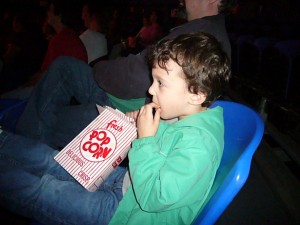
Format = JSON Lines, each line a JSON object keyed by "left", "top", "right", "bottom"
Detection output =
{"left": 142, "top": 104, "right": 153, "bottom": 115}
{"left": 154, "top": 108, "right": 161, "bottom": 124}
{"left": 148, "top": 102, "right": 160, "bottom": 109}
{"left": 138, "top": 103, "right": 161, "bottom": 119}
{"left": 139, "top": 106, "right": 145, "bottom": 115}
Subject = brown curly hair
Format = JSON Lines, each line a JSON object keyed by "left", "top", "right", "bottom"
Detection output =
{"left": 146, "top": 32, "right": 231, "bottom": 107}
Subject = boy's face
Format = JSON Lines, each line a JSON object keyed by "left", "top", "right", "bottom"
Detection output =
{"left": 148, "top": 60, "right": 196, "bottom": 120}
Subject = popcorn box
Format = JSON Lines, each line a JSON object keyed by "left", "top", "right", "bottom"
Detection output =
{"left": 54, "top": 105, "right": 137, "bottom": 192}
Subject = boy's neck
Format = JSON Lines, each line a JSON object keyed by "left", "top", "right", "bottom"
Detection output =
{"left": 178, "top": 106, "right": 207, "bottom": 120}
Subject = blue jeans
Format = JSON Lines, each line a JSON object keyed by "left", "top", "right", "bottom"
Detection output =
{"left": 16, "top": 56, "right": 112, "bottom": 149}
{"left": 0, "top": 131, "right": 126, "bottom": 225}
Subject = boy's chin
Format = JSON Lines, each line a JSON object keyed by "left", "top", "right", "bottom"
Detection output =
{"left": 161, "top": 117, "right": 179, "bottom": 124}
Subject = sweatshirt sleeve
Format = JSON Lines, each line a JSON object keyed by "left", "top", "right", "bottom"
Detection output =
{"left": 128, "top": 128, "right": 219, "bottom": 212}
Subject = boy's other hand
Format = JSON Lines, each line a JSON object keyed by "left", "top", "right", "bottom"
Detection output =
{"left": 126, "top": 110, "right": 140, "bottom": 123}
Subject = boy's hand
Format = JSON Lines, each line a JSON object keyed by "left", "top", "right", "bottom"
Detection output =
{"left": 137, "top": 102, "right": 161, "bottom": 138}
{"left": 126, "top": 110, "right": 140, "bottom": 123}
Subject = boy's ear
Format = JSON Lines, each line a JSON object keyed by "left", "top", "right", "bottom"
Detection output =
{"left": 189, "top": 92, "right": 206, "bottom": 105}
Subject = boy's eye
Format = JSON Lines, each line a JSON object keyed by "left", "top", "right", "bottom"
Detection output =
{"left": 158, "top": 80, "right": 163, "bottom": 86}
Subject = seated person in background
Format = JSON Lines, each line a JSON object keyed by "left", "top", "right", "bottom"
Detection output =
{"left": 112, "top": 10, "right": 163, "bottom": 59}
{"left": 169, "top": 0, "right": 188, "bottom": 28}
{"left": 42, "top": 21, "right": 56, "bottom": 42}
{"left": 80, "top": 0, "right": 108, "bottom": 65}
{"left": 106, "top": 7, "right": 123, "bottom": 54}
{"left": 26, "top": 0, "right": 87, "bottom": 85}
{"left": 0, "top": 32, "right": 231, "bottom": 225}
{"left": 135, "top": 10, "right": 163, "bottom": 49}
{"left": 135, "top": 13, "right": 153, "bottom": 49}
{"left": 0, "top": 11, "right": 47, "bottom": 94}
{"left": 149, "top": 10, "right": 163, "bottom": 41}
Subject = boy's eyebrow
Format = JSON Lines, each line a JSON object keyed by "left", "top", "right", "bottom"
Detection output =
{"left": 152, "top": 72, "right": 166, "bottom": 80}
{"left": 152, "top": 68, "right": 173, "bottom": 78}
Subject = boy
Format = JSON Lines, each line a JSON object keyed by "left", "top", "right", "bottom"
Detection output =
{"left": 0, "top": 32, "right": 230, "bottom": 225}
{"left": 110, "top": 32, "right": 231, "bottom": 224}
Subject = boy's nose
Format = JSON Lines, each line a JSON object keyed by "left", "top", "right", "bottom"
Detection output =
{"left": 148, "top": 85, "right": 155, "bottom": 96}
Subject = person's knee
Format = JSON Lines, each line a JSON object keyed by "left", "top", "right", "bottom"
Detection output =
{"left": 48, "top": 56, "right": 87, "bottom": 71}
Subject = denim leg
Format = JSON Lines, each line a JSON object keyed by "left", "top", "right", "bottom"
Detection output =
{"left": 0, "top": 166, "right": 126, "bottom": 225}
{"left": 50, "top": 103, "right": 99, "bottom": 149}
{"left": 0, "top": 131, "right": 127, "bottom": 225}
{"left": 0, "top": 131, "right": 71, "bottom": 180}
{"left": 99, "top": 166, "right": 127, "bottom": 203}
{"left": 16, "top": 56, "right": 112, "bottom": 148}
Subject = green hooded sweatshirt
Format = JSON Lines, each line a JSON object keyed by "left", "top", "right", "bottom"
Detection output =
{"left": 109, "top": 106, "right": 224, "bottom": 225}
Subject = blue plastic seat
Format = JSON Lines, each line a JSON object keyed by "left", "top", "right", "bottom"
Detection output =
{"left": 193, "top": 100, "right": 265, "bottom": 225}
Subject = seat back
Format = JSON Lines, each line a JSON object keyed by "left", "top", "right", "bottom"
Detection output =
{"left": 193, "top": 100, "right": 264, "bottom": 225}
{"left": 260, "top": 40, "right": 300, "bottom": 99}
{"left": 254, "top": 37, "right": 277, "bottom": 71}
{"left": 235, "top": 34, "right": 255, "bottom": 74}
{"left": 274, "top": 40, "right": 300, "bottom": 99}
{"left": 274, "top": 40, "right": 300, "bottom": 60}
{"left": 238, "top": 37, "right": 277, "bottom": 80}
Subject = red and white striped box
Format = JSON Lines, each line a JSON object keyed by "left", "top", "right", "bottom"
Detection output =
{"left": 54, "top": 105, "right": 137, "bottom": 192}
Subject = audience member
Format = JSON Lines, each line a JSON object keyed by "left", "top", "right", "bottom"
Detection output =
{"left": 135, "top": 10, "right": 163, "bottom": 49}
{"left": 135, "top": 13, "right": 153, "bottom": 49}
{"left": 41, "top": 0, "right": 87, "bottom": 70}
{"left": 0, "top": 32, "right": 231, "bottom": 225}
{"left": 26, "top": 0, "right": 87, "bottom": 85}
{"left": 109, "top": 9, "right": 162, "bottom": 59}
{"left": 120, "top": 5, "right": 143, "bottom": 39}
{"left": 0, "top": 6, "right": 15, "bottom": 57}
{"left": 79, "top": 1, "right": 108, "bottom": 65}
{"left": 42, "top": 21, "right": 56, "bottom": 42}
{"left": 16, "top": 0, "right": 234, "bottom": 149}
{"left": 106, "top": 7, "right": 123, "bottom": 54}
{"left": 107, "top": 6, "right": 142, "bottom": 60}
{"left": 149, "top": 9, "right": 163, "bottom": 41}
{"left": 0, "top": 0, "right": 88, "bottom": 98}
{"left": 169, "top": 0, "right": 188, "bottom": 28}
{"left": 0, "top": 11, "right": 47, "bottom": 94}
